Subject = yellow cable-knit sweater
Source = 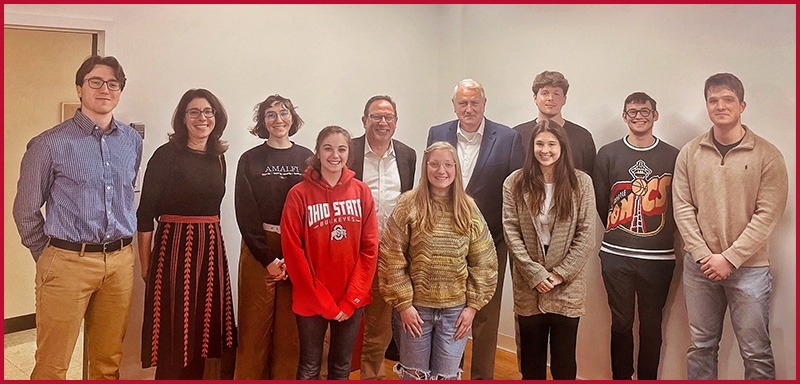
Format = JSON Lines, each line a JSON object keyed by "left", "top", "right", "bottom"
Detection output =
{"left": 378, "top": 192, "right": 498, "bottom": 312}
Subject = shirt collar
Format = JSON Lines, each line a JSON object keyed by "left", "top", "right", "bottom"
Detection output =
{"left": 457, "top": 117, "right": 485, "bottom": 140}
{"left": 365, "top": 138, "right": 396, "bottom": 158}
{"left": 73, "top": 108, "right": 119, "bottom": 135}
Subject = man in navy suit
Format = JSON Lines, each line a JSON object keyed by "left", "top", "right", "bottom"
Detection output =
{"left": 350, "top": 95, "right": 416, "bottom": 379}
{"left": 427, "top": 79, "right": 525, "bottom": 380}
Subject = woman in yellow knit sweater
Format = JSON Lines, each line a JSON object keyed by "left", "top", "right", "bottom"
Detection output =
{"left": 378, "top": 141, "right": 497, "bottom": 380}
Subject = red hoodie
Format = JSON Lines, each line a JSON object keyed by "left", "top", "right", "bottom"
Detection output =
{"left": 281, "top": 166, "right": 378, "bottom": 319}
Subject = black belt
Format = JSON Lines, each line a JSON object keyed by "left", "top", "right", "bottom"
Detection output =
{"left": 49, "top": 237, "right": 133, "bottom": 253}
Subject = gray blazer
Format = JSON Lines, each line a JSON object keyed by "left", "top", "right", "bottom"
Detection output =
{"left": 502, "top": 169, "right": 597, "bottom": 317}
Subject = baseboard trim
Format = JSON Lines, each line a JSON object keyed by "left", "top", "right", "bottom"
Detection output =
{"left": 497, "top": 332, "right": 517, "bottom": 353}
{"left": 4, "top": 313, "right": 36, "bottom": 334}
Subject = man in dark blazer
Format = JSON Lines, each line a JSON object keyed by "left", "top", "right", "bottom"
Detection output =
{"left": 351, "top": 95, "right": 416, "bottom": 379}
{"left": 427, "top": 79, "right": 525, "bottom": 380}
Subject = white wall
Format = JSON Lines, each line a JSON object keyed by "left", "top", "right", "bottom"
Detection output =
{"left": 4, "top": 4, "right": 795, "bottom": 380}
{"left": 453, "top": 4, "right": 795, "bottom": 380}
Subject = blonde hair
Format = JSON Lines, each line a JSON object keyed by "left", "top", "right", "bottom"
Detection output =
{"left": 409, "top": 141, "right": 475, "bottom": 235}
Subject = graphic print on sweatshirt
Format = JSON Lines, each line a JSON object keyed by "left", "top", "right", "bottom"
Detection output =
{"left": 262, "top": 164, "right": 304, "bottom": 179}
{"left": 307, "top": 198, "right": 363, "bottom": 239}
{"left": 606, "top": 159, "right": 672, "bottom": 236}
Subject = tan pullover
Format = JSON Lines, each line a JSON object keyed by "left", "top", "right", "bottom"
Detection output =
{"left": 673, "top": 127, "right": 788, "bottom": 268}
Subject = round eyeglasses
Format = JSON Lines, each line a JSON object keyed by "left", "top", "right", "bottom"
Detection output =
{"left": 427, "top": 161, "right": 455, "bottom": 170}
{"left": 625, "top": 108, "right": 652, "bottom": 118}
{"left": 84, "top": 77, "right": 122, "bottom": 91}
{"left": 266, "top": 110, "right": 291, "bottom": 121}
{"left": 186, "top": 108, "right": 216, "bottom": 119}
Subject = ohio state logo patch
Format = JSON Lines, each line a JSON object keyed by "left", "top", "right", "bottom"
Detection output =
{"left": 331, "top": 224, "right": 347, "bottom": 241}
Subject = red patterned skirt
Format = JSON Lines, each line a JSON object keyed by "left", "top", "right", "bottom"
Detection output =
{"left": 141, "top": 215, "right": 236, "bottom": 368}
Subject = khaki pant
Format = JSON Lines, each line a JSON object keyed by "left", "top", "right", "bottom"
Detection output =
{"left": 233, "top": 235, "right": 299, "bottom": 379}
{"left": 359, "top": 273, "right": 393, "bottom": 379}
{"left": 31, "top": 243, "right": 134, "bottom": 380}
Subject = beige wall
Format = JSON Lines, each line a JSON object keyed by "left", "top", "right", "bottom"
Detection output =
{"left": 3, "top": 28, "right": 93, "bottom": 319}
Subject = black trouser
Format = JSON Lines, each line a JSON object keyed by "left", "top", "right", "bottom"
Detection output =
{"left": 517, "top": 313, "right": 580, "bottom": 380}
{"left": 600, "top": 251, "right": 675, "bottom": 380}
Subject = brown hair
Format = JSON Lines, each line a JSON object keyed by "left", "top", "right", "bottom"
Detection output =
{"left": 307, "top": 125, "right": 353, "bottom": 179}
{"left": 251, "top": 94, "right": 304, "bottom": 139}
{"left": 512, "top": 119, "right": 579, "bottom": 220}
{"left": 704, "top": 73, "right": 745, "bottom": 102}
{"left": 169, "top": 88, "right": 228, "bottom": 155}
{"left": 532, "top": 70, "right": 569, "bottom": 96}
{"left": 75, "top": 55, "right": 127, "bottom": 91}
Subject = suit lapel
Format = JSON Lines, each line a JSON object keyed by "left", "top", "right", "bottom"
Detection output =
{"left": 466, "top": 121, "right": 497, "bottom": 190}
{"left": 445, "top": 122, "right": 458, "bottom": 148}
{"left": 351, "top": 136, "right": 365, "bottom": 180}
{"left": 393, "top": 139, "right": 412, "bottom": 192}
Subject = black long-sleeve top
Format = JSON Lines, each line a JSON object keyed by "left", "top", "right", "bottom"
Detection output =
{"left": 137, "top": 142, "right": 226, "bottom": 232}
{"left": 235, "top": 142, "right": 312, "bottom": 267}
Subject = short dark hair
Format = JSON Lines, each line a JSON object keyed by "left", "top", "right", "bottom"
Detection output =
{"left": 251, "top": 94, "right": 304, "bottom": 139}
{"left": 704, "top": 73, "right": 745, "bottom": 102}
{"left": 307, "top": 125, "right": 353, "bottom": 178}
{"left": 75, "top": 55, "right": 126, "bottom": 91}
{"left": 169, "top": 88, "right": 228, "bottom": 155}
{"left": 624, "top": 92, "right": 657, "bottom": 112}
{"left": 363, "top": 95, "right": 397, "bottom": 117}
{"left": 532, "top": 70, "right": 569, "bottom": 96}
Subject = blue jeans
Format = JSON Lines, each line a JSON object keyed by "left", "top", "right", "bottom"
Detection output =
{"left": 295, "top": 308, "right": 364, "bottom": 380}
{"left": 393, "top": 305, "right": 467, "bottom": 380}
{"left": 683, "top": 253, "right": 774, "bottom": 380}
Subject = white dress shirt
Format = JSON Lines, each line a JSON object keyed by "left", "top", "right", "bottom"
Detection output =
{"left": 456, "top": 118, "right": 485, "bottom": 187}
{"left": 363, "top": 139, "right": 402, "bottom": 236}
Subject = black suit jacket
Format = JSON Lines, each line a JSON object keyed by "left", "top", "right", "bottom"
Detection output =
{"left": 350, "top": 135, "right": 417, "bottom": 193}
{"left": 427, "top": 118, "right": 525, "bottom": 242}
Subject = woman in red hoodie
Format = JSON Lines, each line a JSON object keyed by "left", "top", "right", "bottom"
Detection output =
{"left": 281, "top": 125, "right": 379, "bottom": 380}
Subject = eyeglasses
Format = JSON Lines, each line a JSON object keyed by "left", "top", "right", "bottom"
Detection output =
{"left": 427, "top": 161, "right": 455, "bottom": 170}
{"left": 266, "top": 110, "right": 291, "bottom": 121}
{"left": 186, "top": 108, "right": 216, "bottom": 119}
{"left": 368, "top": 114, "right": 397, "bottom": 123}
{"left": 625, "top": 108, "right": 653, "bottom": 118}
{"left": 84, "top": 77, "right": 122, "bottom": 91}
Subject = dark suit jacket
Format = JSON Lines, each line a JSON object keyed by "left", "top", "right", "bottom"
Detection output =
{"left": 350, "top": 135, "right": 417, "bottom": 193}
{"left": 427, "top": 118, "right": 525, "bottom": 242}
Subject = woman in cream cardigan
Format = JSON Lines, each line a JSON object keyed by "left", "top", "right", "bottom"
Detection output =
{"left": 502, "top": 120, "right": 596, "bottom": 380}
